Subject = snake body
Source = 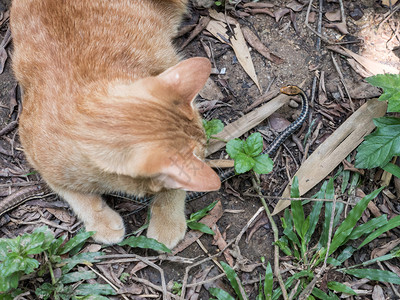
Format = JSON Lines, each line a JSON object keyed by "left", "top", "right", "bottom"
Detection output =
{"left": 0, "top": 86, "right": 309, "bottom": 216}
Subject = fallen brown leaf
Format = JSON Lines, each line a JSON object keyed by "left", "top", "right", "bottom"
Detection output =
{"left": 206, "top": 14, "right": 262, "bottom": 92}
{"left": 325, "top": 10, "right": 341, "bottom": 22}
{"left": 241, "top": 27, "right": 284, "bottom": 64}
{"left": 274, "top": 8, "right": 290, "bottom": 22}
{"left": 212, "top": 224, "right": 234, "bottom": 267}
{"left": 286, "top": 0, "right": 304, "bottom": 12}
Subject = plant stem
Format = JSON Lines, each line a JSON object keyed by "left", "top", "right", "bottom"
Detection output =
{"left": 252, "top": 172, "right": 288, "bottom": 300}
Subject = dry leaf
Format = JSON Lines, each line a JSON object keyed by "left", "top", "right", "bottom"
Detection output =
{"left": 325, "top": 10, "right": 341, "bottom": 21}
{"left": 372, "top": 285, "right": 385, "bottom": 300}
{"left": 212, "top": 224, "right": 234, "bottom": 267}
{"left": 382, "top": 0, "right": 399, "bottom": 6}
{"left": 241, "top": 26, "right": 284, "bottom": 64}
{"left": 46, "top": 208, "right": 73, "bottom": 223}
{"left": 206, "top": 13, "right": 262, "bottom": 92}
{"left": 199, "top": 77, "right": 224, "bottom": 101}
{"left": 324, "top": 22, "right": 349, "bottom": 35}
{"left": 328, "top": 46, "right": 400, "bottom": 75}
{"left": 274, "top": 8, "right": 290, "bottom": 22}
{"left": 179, "top": 16, "right": 210, "bottom": 50}
{"left": 286, "top": 0, "right": 304, "bottom": 12}
{"left": 273, "top": 99, "right": 387, "bottom": 215}
{"left": 243, "top": 2, "right": 274, "bottom": 8}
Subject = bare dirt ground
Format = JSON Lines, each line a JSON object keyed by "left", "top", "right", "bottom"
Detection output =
{"left": 1, "top": 0, "right": 400, "bottom": 299}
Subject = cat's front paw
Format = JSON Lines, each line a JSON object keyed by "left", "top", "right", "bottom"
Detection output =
{"left": 147, "top": 214, "right": 187, "bottom": 249}
{"left": 86, "top": 206, "right": 125, "bottom": 244}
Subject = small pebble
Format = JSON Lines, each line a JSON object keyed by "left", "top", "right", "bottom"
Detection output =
{"left": 350, "top": 7, "right": 363, "bottom": 21}
{"left": 289, "top": 99, "right": 299, "bottom": 108}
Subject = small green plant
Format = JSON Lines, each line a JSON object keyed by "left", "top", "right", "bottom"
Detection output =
{"left": 355, "top": 74, "right": 400, "bottom": 177}
{"left": 226, "top": 132, "right": 273, "bottom": 174}
{"left": 172, "top": 281, "right": 183, "bottom": 296}
{"left": 186, "top": 200, "right": 218, "bottom": 235}
{"left": 203, "top": 119, "right": 224, "bottom": 142}
{"left": 0, "top": 227, "right": 114, "bottom": 299}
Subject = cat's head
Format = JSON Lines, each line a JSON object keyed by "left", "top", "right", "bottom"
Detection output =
{"left": 96, "top": 57, "right": 221, "bottom": 192}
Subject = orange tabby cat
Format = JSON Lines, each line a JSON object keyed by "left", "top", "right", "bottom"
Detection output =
{"left": 10, "top": 0, "right": 221, "bottom": 249}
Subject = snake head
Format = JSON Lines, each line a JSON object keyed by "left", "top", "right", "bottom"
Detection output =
{"left": 280, "top": 85, "right": 302, "bottom": 96}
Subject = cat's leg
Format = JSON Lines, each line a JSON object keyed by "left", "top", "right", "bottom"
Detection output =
{"left": 57, "top": 189, "right": 125, "bottom": 244}
{"left": 147, "top": 189, "right": 187, "bottom": 249}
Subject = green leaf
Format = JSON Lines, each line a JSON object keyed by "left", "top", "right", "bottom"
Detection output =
{"left": 233, "top": 153, "right": 255, "bottom": 174}
{"left": 346, "top": 215, "right": 388, "bottom": 241}
{"left": 79, "top": 296, "right": 110, "bottom": 300}
{"left": 75, "top": 284, "right": 116, "bottom": 296}
{"left": 290, "top": 177, "right": 305, "bottom": 239}
{"left": 328, "top": 187, "right": 384, "bottom": 256}
{"left": 189, "top": 200, "right": 218, "bottom": 222}
{"left": 382, "top": 162, "right": 400, "bottom": 178}
{"left": 243, "top": 132, "right": 263, "bottom": 156}
{"left": 327, "top": 281, "right": 357, "bottom": 295}
{"left": 226, "top": 139, "right": 244, "bottom": 159}
{"left": 358, "top": 214, "right": 400, "bottom": 249}
{"left": 209, "top": 287, "right": 235, "bottom": 300}
{"left": 318, "top": 179, "right": 335, "bottom": 249}
{"left": 312, "top": 288, "right": 340, "bottom": 300}
{"left": 355, "top": 117, "right": 400, "bottom": 168}
{"left": 272, "top": 271, "right": 313, "bottom": 300}
{"left": 220, "top": 261, "right": 246, "bottom": 300}
{"left": 60, "top": 271, "right": 97, "bottom": 284}
{"left": 253, "top": 154, "right": 273, "bottom": 174}
{"left": 335, "top": 246, "right": 356, "bottom": 265}
{"left": 59, "top": 231, "right": 95, "bottom": 255}
{"left": 366, "top": 74, "right": 400, "bottom": 112}
{"left": 60, "top": 252, "right": 104, "bottom": 273}
{"left": 203, "top": 119, "right": 224, "bottom": 139}
{"left": 119, "top": 236, "right": 171, "bottom": 253}
{"left": 342, "top": 269, "right": 400, "bottom": 284}
{"left": 187, "top": 221, "right": 215, "bottom": 235}
{"left": 264, "top": 262, "right": 273, "bottom": 300}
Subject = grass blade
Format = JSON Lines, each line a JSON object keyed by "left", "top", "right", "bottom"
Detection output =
{"left": 189, "top": 201, "right": 218, "bottom": 222}
{"left": 318, "top": 178, "right": 334, "bottom": 248}
{"left": 58, "top": 231, "right": 95, "bottom": 255}
{"left": 60, "top": 271, "right": 97, "bottom": 284}
{"left": 304, "top": 183, "right": 325, "bottom": 244}
{"left": 358, "top": 214, "right": 400, "bottom": 249}
{"left": 327, "top": 281, "right": 357, "bottom": 295}
{"left": 329, "top": 187, "right": 384, "bottom": 255}
{"left": 343, "top": 269, "right": 400, "bottom": 284}
{"left": 119, "top": 236, "right": 171, "bottom": 253}
{"left": 290, "top": 177, "right": 305, "bottom": 238}
{"left": 220, "top": 261, "right": 247, "bottom": 300}
{"left": 382, "top": 162, "right": 400, "bottom": 178}
{"left": 346, "top": 215, "right": 388, "bottom": 242}
{"left": 264, "top": 262, "right": 273, "bottom": 300}
{"left": 187, "top": 221, "right": 215, "bottom": 235}
{"left": 209, "top": 287, "right": 235, "bottom": 300}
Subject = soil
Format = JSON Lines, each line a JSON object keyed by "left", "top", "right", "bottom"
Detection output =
{"left": 1, "top": 0, "right": 400, "bottom": 299}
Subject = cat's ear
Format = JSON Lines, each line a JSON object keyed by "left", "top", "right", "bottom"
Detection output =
{"left": 157, "top": 57, "right": 211, "bottom": 106}
{"left": 158, "top": 153, "right": 221, "bottom": 192}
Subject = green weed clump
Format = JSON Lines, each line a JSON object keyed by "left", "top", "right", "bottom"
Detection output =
{"left": 0, "top": 227, "right": 113, "bottom": 299}
{"left": 209, "top": 179, "right": 400, "bottom": 299}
